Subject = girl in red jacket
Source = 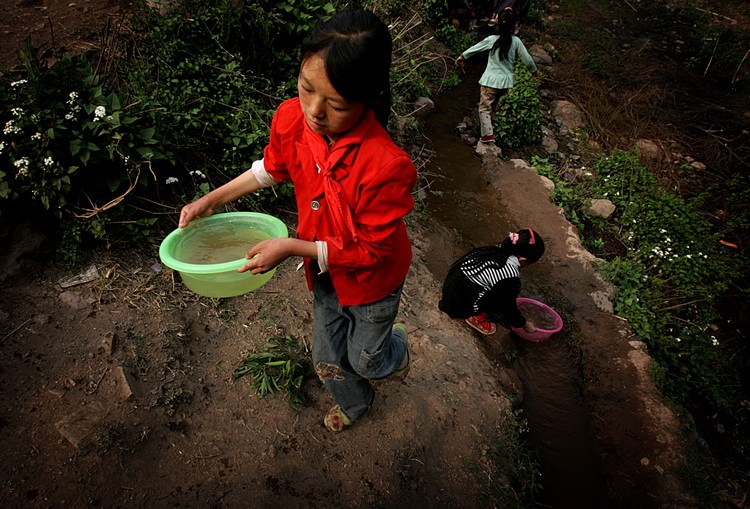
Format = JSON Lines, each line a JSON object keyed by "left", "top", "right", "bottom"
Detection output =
{"left": 179, "top": 10, "right": 416, "bottom": 433}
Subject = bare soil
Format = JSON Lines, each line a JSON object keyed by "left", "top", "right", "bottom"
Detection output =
{"left": 0, "top": 1, "right": 745, "bottom": 508}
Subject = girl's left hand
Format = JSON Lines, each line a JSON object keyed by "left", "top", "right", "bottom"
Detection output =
{"left": 523, "top": 321, "right": 537, "bottom": 333}
{"left": 455, "top": 55, "right": 465, "bottom": 66}
{"left": 239, "top": 238, "right": 291, "bottom": 274}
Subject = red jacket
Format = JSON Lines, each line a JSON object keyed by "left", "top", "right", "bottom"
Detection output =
{"left": 263, "top": 98, "right": 417, "bottom": 306}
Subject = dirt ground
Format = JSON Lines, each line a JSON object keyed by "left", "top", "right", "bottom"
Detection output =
{"left": 0, "top": 1, "right": 741, "bottom": 508}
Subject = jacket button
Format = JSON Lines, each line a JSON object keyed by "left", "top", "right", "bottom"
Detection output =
{"left": 311, "top": 200, "right": 320, "bottom": 210}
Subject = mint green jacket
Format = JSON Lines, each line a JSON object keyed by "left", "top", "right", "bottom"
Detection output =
{"left": 461, "top": 35, "right": 537, "bottom": 89}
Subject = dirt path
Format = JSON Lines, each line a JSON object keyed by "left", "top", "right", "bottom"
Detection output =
{"left": 0, "top": 165, "right": 695, "bottom": 509}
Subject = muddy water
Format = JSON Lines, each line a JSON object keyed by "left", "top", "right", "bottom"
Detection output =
{"left": 420, "top": 63, "right": 605, "bottom": 508}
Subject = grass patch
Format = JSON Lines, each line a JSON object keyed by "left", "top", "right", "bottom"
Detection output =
{"left": 478, "top": 408, "right": 542, "bottom": 508}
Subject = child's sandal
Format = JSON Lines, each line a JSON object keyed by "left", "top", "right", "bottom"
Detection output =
{"left": 465, "top": 314, "right": 497, "bottom": 335}
{"left": 324, "top": 405, "right": 352, "bottom": 433}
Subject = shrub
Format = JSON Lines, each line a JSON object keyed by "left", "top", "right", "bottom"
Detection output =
{"left": 494, "top": 63, "right": 543, "bottom": 148}
{"left": 0, "top": 40, "right": 167, "bottom": 228}
{"left": 533, "top": 149, "right": 744, "bottom": 416}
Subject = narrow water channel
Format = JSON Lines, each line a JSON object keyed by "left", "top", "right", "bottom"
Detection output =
{"left": 420, "top": 62, "right": 606, "bottom": 508}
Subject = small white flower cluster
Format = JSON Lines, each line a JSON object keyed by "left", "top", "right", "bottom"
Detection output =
{"left": 0, "top": 141, "right": 5, "bottom": 154}
{"left": 3, "top": 120, "right": 21, "bottom": 135}
{"left": 14, "top": 157, "right": 30, "bottom": 177}
{"left": 44, "top": 156, "right": 54, "bottom": 167}
{"left": 710, "top": 335, "right": 719, "bottom": 346}
{"left": 31, "top": 132, "right": 42, "bottom": 140}
{"left": 93, "top": 105, "right": 107, "bottom": 121}
{"left": 65, "top": 92, "right": 82, "bottom": 120}
{"left": 10, "top": 107, "right": 24, "bottom": 117}
{"left": 190, "top": 170, "right": 206, "bottom": 179}
{"left": 166, "top": 177, "right": 179, "bottom": 185}
{"left": 10, "top": 79, "right": 27, "bottom": 87}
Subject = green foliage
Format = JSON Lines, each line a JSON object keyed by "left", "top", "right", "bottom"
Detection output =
{"left": 435, "top": 24, "right": 476, "bottom": 55}
{"left": 494, "top": 63, "right": 543, "bottom": 148}
{"left": 533, "top": 149, "right": 744, "bottom": 416}
{"left": 419, "top": 0, "right": 448, "bottom": 27}
{"left": 525, "top": 0, "right": 547, "bottom": 26}
{"left": 0, "top": 40, "right": 167, "bottom": 216}
{"left": 233, "top": 335, "right": 313, "bottom": 410}
{"left": 478, "top": 408, "right": 542, "bottom": 507}
{"left": 152, "top": 384, "right": 193, "bottom": 416}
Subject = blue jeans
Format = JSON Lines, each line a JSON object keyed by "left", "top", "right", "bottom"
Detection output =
{"left": 312, "top": 273, "right": 406, "bottom": 420}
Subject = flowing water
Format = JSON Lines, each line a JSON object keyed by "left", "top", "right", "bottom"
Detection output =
{"left": 420, "top": 63, "right": 606, "bottom": 508}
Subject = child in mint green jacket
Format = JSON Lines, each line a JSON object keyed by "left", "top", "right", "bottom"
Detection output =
{"left": 455, "top": 8, "right": 537, "bottom": 144}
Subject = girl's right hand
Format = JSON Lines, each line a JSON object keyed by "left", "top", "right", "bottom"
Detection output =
{"left": 523, "top": 321, "right": 537, "bottom": 333}
{"left": 455, "top": 55, "right": 465, "bottom": 66}
{"left": 178, "top": 196, "right": 216, "bottom": 228}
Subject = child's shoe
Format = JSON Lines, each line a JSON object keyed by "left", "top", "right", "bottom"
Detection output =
{"left": 324, "top": 405, "right": 352, "bottom": 433}
{"left": 465, "top": 313, "right": 497, "bottom": 335}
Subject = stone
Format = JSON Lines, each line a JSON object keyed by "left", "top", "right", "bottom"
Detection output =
{"left": 413, "top": 97, "right": 435, "bottom": 117}
{"left": 635, "top": 139, "right": 661, "bottom": 161}
{"left": 542, "top": 135, "right": 559, "bottom": 153}
{"left": 529, "top": 44, "right": 553, "bottom": 65}
{"left": 55, "top": 401, "right": 106, "bottom": 448}
{"left": 113, "top": 366, "right": 134, "bottom": 401}
{"left": 475, "top": 141, "right": 502, "bottom": 158}
{"left": 588, "top": 198, "right": 616, "bottom": 218}
{"left": 552, "top": 100, "right": 584, "bottom": 134}
{"left": 539, "top": 175, "right": 555, "bottom": 191}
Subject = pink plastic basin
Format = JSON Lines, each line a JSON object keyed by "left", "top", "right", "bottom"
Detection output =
{"left": 511, "top": 297, "right": 563, "bottom": 342}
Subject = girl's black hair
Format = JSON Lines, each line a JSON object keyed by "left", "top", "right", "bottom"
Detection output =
{"left": 449, "top": 228, "right": 545, "bottom": 271}
{"left": 490, "top": 8, "right": 517, "bottom": 59}
{"left": 301, "top": 9, "right": 393, "bottom": 129}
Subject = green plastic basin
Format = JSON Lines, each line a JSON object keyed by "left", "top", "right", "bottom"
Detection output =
{"left": 159, "top": 212, "right": 288, "bottom": 298}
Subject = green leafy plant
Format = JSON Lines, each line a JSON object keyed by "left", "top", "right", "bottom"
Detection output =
{"left": 479, "top": 408, "right": 542, "bottom": 508}
{"left": 0, "top": 40, "right": 167, "bottom": 216}
{"left": 233, "top": 335, "right": 312, "bottom": 410}
{"left": 494, "top": 63, "right": 543, "bottom": 148}
{"left": 532, "top": 149, "right": 744, "bottom": 420}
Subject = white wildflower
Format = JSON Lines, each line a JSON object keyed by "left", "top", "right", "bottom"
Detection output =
{"left": 14, "top": 158, "right": 30, "bottom": 176}
{"left": 43, "top": 157, "right": 54, "bottom": 167}
{"left": 94, "top": 106, "right": 106, "bottom": 120}
{"left": 10, "top": 79, "right": 27, "bottom": 87}
{"left": 711, "top": 336, "right": 719, "bottom": 346}
{"left": 11, "top": 107, "right": 24, "bottom": 117}
{"left": 67, "top": 91, "right": 78, "bottom": 105}
{"left": 166, "top": 177, "right": 179, "bottom": 185}
{"left": 675, "top": 337, "right": 681, "bottom": 342}
{"left": 190, "top": 170, "right": 206, "bottom": 179}
{"left": 65, "top": 113, "right": 74, "bottom": 120}
{"left": 31, "top": 132, "right": 42, "bottom": 140}
{"left": 0, "top": 141, "right": 5, "bottom": 153}
{"left": 3, "top": 120, "right": 21, "bottom": 135}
